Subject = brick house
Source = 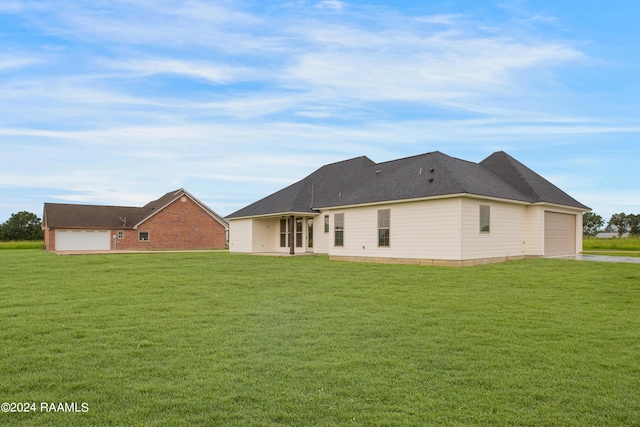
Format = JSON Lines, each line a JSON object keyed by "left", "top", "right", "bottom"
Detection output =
{"left": 43, "top": 189, "right": 228, "bottom": 251}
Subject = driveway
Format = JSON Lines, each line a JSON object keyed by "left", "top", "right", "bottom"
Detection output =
{"left": 577, "top": 254, "right": 640, "bottom": 264}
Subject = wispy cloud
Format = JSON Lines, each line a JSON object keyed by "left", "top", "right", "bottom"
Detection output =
{"left": 0, "top": 0, "right": 636, "bottom": 219}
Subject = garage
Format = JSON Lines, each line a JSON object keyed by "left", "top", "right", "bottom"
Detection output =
{"left": 55, "top": 229, "right": 111, "bottom": 251}
{"left": 544, "top": 212, "right": 576, "bottom": 257}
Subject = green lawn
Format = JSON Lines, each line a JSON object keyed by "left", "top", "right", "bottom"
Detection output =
{"left": 584, "top": 237, "right": 640, "bottom": 251}
{"left": 1, "top": 251, "right": 639, "bottom": 426}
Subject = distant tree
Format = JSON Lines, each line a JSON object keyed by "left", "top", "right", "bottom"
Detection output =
{"left": 628, "top": 214, "right": 640, "bottom": 237}
{"left": 607, "top": 213, "right": 628, "bottom": 238}
{"left": 0, "top": 211, "right": 44, "bottom": 241}
{"left": 582, "top": 212, "right": 604, "bottom": 237}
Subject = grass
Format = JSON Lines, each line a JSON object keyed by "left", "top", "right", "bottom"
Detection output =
{"left": 583, "top": 237, "right": 640, "bottom": 257}
{"left": 0, "top": 241, "right": 44, "bottom": 250}
{"left": 1, "top": 251, "right": 639, "bottom": 426}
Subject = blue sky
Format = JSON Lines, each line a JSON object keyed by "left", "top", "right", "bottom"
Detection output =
{"left": 1, "top": 0, "right": 639, "bottom": 223}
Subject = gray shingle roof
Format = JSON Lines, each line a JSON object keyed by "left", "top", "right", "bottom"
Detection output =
{"left": 226, "top": 151, "right": 589, "bottom": 219}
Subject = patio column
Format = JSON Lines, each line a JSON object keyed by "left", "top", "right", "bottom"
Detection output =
{"left": 289, "top": 215, "right": 295, "bottom": 255}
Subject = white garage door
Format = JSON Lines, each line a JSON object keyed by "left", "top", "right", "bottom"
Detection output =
{"left": 544, "top": 212, "right": 576, "bottom": 257}
{"left": 55, "top": 229, "right": 111, "bottom": 251}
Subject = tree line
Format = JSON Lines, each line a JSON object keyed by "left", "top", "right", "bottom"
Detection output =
{"left": 583, "top": 212, "right": 640, "bottom": 238}
{"left": 0, "top": 211, "right": 44, "bottom": 241}
{"left": 2, "top": 209, "right": 637, "bottom": 241}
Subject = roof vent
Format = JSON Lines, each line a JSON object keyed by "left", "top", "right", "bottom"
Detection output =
{"left": 375, "top": 170, "right": 381, "bottom": 174}
{"left": 428, "top": 178, "right": 434, "bottom": 183}
{"left": 430, "top": 169, "right": 435, "bottom": 173}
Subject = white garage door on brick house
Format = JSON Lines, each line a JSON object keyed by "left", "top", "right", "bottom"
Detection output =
{"left": 55, "top": 229, "right": 111, "bottom": 251}
{"left": 544, "top": 211, "right": 577, "bottom": 257}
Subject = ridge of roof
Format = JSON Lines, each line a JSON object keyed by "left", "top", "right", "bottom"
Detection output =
{"left": 480, "top": 151, "right": 590, "bottom": 210}
{"left": 226, "top": 150, "right": 589, "bottom": 219}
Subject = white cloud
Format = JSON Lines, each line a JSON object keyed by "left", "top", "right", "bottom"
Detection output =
{"left": 103, "top": 58, "right": 243, "bottom": 84}
{"left": 0, "top": 56, "right": 43, "bottom": 71}
{"left": 316, "top": 0, "right": 347, "bottom": 10}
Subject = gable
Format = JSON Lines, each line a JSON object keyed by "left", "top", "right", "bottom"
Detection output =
{"left": 134, "top": 189, "right": 228, "bottom": 229}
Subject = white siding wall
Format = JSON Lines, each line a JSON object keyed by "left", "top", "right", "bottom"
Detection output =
{"left": 228, "top": 219, "right": 253, "bottom": 253}
{"left": 325, "top": 198, "right": 462, "bottom": 260}
{"left": 524, "top": 206, "right": 544, "bottom": 257}
{"left": 252, "top": 218, "right": 276, "bottom": 253}
{"left": 313, "top": 214, "right": 330, "bottom": 254}
{"left": 461, "top": 199, "right": 529, "bottom": 260}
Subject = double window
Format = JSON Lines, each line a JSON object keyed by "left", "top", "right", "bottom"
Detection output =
{"left": 296, "top": 218, "right": 303, "bottom": 248}
{"left": 378, "top": 209, "right": 390, "bottom": 247}
{"left": 280, "top": 218, "right": 288, "bottom": 247}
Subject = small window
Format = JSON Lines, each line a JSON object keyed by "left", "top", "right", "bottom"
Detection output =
{"left": 139, "top": 231, "right": 149, "bottom": 241}
{"left": 378, "top": 209, "right": 390, "bottom": 247}
{"left": 480, "top": 205, "right": 490, "bottom": 233}
{"left": 334, "top": 213, "right": 344, "bottom": 247}
{"left": 117, "top": 231, "right": 124, "bottom": 239}
{"left": 324, "top": 215, "right": 329, "bottom": 233}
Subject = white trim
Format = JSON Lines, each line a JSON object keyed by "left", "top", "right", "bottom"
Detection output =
{"left": 313, "top": 193, "right": 534, "bottom": 211}
{"left": 227, "top": 211, "right": 318, "bottom": 221}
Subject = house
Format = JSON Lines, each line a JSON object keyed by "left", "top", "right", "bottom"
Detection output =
{"left": 43, "top": 189, "right": 228, "bottom": 252}
{"left": 226, "top": 151, "right": 590, "bottom": 266}
{"left": 596, "top": 232, "right": 630, "bottom": 239}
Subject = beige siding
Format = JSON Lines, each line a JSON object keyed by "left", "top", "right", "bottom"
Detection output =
{"left": 461, "top": 199, "right": 529, "bottom": 260}
{"left": 313, "top": 214, "right": 330, "bottom": 254}
{"left": 228, "top": 219, "right": 253, "bottom": 253}
{"left": 325, "top": 198, "right": 462, "bottom": 260}
{"left": 525, "top": 206, "right": 545, "bottom": 257}
{"left": 252, "top": 218, "right": 276, "bottom": 253}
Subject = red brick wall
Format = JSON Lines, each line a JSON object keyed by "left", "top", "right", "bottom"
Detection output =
{"left": 114, "top": 197, "right": 227, "bottom": 250}
{"left": 44, "top": 227, "right": 55, "bottom": 251}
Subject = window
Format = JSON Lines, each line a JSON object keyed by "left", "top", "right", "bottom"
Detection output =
{"left": 378, "top": 209, "right": 390, "bottom": 247}
{"left": 334, "top": 213, "right": 344, "bottom": 247}
{"left": 324, "top": 215, "right": 329, "bottom": 233}
{"left": 280, "top": 218, "right": 288, "bottom": 247}
{"left": 139, "top": 231, "right": 149, "bottom": 241}
{"left": 117, "top": 231, "right": 124, "bottom": 239}
{"left": 308, "top": 218, "right": 313, "bottom": 248}
{"left": 296, "top": 217, "right": 303, "bottom": 247}
{"left": 480, "top": 205, "right": 490, "bottom": 233}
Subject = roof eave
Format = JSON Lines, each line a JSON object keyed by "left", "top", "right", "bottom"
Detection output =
{"left": 227, "top": 210, "right": 319, "bottom": 221}
{"left": 531, "top": 201, "right": 591, "bottom": 212}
